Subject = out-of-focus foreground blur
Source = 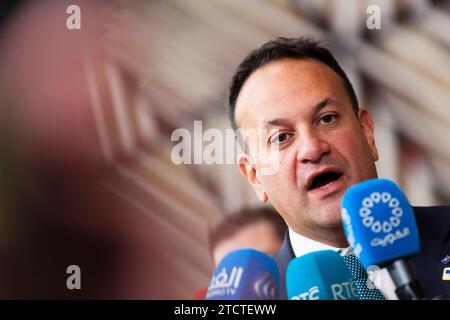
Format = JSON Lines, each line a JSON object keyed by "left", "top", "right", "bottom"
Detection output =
{"left": 0, "top": 0, "right": 448, "bottom": 299}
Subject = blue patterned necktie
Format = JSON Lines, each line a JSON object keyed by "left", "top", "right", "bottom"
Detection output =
{"left": 342, "top": 253, "right": 386, "bottom": 300}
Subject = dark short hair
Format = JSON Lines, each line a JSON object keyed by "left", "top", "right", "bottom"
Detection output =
{"left": 208, "top": 206, "right": 287, "bottom": 254}
{"left": 227, "top": 37, "right": 359, "bottom": 132}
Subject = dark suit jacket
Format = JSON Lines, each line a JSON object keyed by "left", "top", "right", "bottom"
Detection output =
{"left": 274, "top": 206, "right": 450, "bottom": 300}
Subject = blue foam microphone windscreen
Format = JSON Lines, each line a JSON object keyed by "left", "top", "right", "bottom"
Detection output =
{"left": 286, "top": 250, "right": 359, "bottom": 300}
{"left": 341, "top": 178, "right": 420, "bottom": 268}
{"left": 206, "top": 248, "right": 279, "bottom": 300}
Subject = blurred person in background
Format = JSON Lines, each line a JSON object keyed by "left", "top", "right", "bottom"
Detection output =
{"left": 193, "top": 207, "right": 287, "bottom": 300}
{"left": 192, "top": 206, "right": 286, "bottom": 299}
{"left": 208, "top": 206, "right": 286, "bottom": 266}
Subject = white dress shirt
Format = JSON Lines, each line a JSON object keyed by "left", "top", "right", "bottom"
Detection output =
{"left": 288, "top": 228, "right": 398, "bottom": 300}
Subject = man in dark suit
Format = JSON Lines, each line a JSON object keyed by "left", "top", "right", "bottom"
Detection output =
{"left": 225, "top": 36, "right": 450, "bottom": 299}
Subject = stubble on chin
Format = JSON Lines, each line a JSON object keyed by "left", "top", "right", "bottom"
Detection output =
{"left": 310, "top": 197, "right": 343, "bottom": 228}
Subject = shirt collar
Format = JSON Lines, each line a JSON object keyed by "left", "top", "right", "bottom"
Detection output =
{"left": 288, "top": 228, "right": 343, "bottom": 257}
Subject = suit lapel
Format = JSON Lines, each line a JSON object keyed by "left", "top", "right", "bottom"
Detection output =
{"left": 273, "top": 231, "right": 295, "bottom": 299}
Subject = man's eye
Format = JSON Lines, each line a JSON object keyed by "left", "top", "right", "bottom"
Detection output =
{"left": 270, "top": 132, "right": 291, "bottom": 145}
{"left": 319, "top": 114, "right": 338, "bottom": 125}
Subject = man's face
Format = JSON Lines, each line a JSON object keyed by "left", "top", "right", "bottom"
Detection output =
{"left": 235, "top": 59, "right": 379, "bottom": 238}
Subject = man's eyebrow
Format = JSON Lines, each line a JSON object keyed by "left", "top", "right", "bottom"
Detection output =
{"left": 262, "top": 118, "right": 292, "bottom": 129}
{"left": 313, "top": 97, "right": 339, "bottom": 113}
{"left": 262, "top": 97, "right": 339, "bottom": 128}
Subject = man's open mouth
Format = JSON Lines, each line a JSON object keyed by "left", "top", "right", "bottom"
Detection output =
{"left": 307, "top": 171, "right": 343, "bottom": 191}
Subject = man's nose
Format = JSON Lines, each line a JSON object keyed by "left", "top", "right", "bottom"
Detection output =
{"left": 296, "top": 129, "right": 331, "bottom": 164}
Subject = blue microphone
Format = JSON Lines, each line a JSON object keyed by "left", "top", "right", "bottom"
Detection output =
{"left": 341, "top": 178, "right": 424, "bottom": 299}
{"left": 205, "top": 248, "right": 279, "bottom": 300}
{"left": 286, "top": 250, "right": 359, "bottom": 300}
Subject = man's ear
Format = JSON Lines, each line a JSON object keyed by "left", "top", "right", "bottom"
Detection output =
{"left": 238, "top": 153, "right": 268, "bottom": 203}
{"left": 358, "top": 108, "right": 379, "bottom": 161}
